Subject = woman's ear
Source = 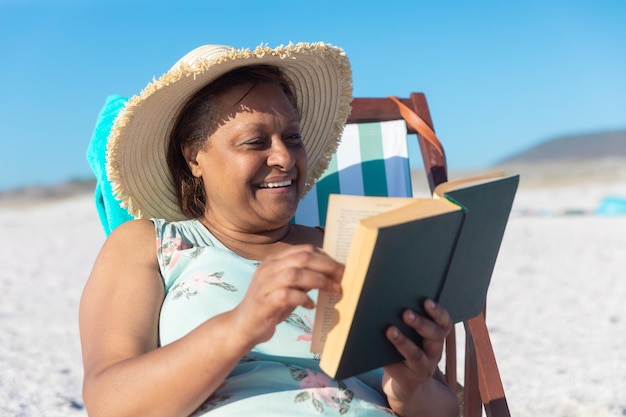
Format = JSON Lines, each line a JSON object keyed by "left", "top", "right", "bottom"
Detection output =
{"left": 182, "top": 144, "right": 202, "bottom": 178}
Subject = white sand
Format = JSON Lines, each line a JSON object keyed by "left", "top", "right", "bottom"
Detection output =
{"left": 487, "top": 182, "right": 626, "bottom": 417}
{"left": 1, "top": 182, "right": 625, "bottom": 416}
{"left": 0, "top": 196, "right": 103, "bottom": 416}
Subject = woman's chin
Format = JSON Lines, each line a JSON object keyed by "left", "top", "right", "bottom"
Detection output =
{"left": 261, "top": 206, "right": 298, "bottom": 228}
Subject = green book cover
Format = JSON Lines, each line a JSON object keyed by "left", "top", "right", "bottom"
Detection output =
{"left": 319, "top": 173, "right": 519, "bottom": 380}
{"left": 437, "top": 175, "right": 519, "bottom": 323}
{"left": 332, "top": 210, "right": 464, "bottom": 379}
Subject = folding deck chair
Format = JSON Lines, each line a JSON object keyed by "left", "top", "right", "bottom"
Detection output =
{"left": 341, "top": 94, "right": 511, "bottom": 417}
{"left": 87, "top": 92, "right": 510, "bottom": 417}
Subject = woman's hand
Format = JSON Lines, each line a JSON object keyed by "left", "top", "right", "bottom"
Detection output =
{"left": 381, "top": 300, "right": 459, "bottom": 417}
{"left": 232, "top": 244, "right": 344, "bottom": 348}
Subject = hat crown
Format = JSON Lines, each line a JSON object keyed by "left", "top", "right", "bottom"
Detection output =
{"left": 173, "top": 44, "right": 235, "bottom": 69}
{"left": 107, "top": 42, "right": 352, "bottom": 221}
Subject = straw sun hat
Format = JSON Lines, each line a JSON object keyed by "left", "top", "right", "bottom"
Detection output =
{"left": 106, "top": 42, "right": 353, "bottom": 222}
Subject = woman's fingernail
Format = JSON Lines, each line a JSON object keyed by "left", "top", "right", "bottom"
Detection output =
{"left": 391, "top": 327, "right": 400, "bottom": 339}
{"left": 407, "top": 310, "right": 417, "bottom": 322}
{"left": 426, "top": 299, "right": 437, "bottom": 309}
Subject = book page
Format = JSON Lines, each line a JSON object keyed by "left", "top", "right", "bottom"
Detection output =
{"left": 310, "top": 194, "right": 415, "bottom": 353}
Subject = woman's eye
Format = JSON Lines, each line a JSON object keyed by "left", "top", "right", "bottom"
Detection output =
{"left": 285, "top": 133, "right": 303, "bottom": 145}
{"left": 244, "top": 138, "right": 267, "bottom": 147}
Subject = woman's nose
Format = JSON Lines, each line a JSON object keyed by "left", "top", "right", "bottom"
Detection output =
{"left": 267, "top": 139, "right": 295, "bottom": 171}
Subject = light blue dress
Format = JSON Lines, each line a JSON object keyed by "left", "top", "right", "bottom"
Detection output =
{"left": 153, "top": 219, "right": 396, "bottom": 416}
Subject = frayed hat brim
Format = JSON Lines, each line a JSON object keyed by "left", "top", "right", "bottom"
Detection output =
{"left": 107, "top": 42, "right": 353, "bottom": 221}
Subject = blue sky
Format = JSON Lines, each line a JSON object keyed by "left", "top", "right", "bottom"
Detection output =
{"left": 0, "top": 0, "right": 624, "bottom": 191}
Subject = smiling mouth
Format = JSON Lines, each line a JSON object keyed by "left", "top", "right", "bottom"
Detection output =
{"left": 258, "top": 180, "right": 294, "bottom": 189}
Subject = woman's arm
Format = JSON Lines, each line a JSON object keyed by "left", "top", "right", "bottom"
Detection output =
{"left": 80, "top": 220, "right": 343, "bottom": 417}
{"left": 80, "top": 219, "right": 256, "bottom": 417}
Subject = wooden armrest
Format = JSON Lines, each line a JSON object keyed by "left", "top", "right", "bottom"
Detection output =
{"left": 464, "top": 313, "right": 511, "bottom": 417}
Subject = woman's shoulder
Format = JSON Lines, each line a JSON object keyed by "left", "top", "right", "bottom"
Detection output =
{"left": 107, "top": 218, "right": 210, "bottom": 247}
{"left": 97, "top": 219, "right": 158, "bottom": 271}
{"left": 108, "top": 219, "right": 156, "bottom": 241}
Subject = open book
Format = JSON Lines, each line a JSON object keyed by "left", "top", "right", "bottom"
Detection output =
{"left": 311, "top": 171, "right": 519, "bottom": 380}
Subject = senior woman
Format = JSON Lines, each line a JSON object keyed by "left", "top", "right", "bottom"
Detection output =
{"left": 79, "top": 42, "right": 458, "bottom": 417}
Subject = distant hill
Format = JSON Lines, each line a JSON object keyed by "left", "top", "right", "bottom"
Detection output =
{"left": 492, "top": 129, "right": 626, "bottom": 186}
{"left": 496, "top": 129, "right": 626, "bottom": 164}
{"left": 0, "top": 178, "right": 96, "bottom": 206}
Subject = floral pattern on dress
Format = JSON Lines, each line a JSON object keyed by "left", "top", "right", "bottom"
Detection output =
{"left": 170, "top": 271, "right": 237, "bottom": 299}
{"left": 284, "top": 313, "right": 320, "bottom": 359}
{"left": 190, "top": 382, "right": 232, "bottom": 416}
{"left": 157, "top": 237, "right": 202, "bottom": 271}
{"left": 285, "top": 313, "right": 314, "bottom": 342}
{"left": 289, "top": 366, "right": 354, "bottom": 414}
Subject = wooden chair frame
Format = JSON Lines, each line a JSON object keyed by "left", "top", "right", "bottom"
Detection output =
{"left": 348, "top": 93, "right": 510, "bottom": 417}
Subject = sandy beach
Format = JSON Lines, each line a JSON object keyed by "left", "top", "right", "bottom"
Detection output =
{"left": 1, "top": 179, "right": 625, "bottom": 417}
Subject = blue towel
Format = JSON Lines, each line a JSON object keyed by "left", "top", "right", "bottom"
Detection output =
{"left": 86, "top": 95, "right": 134, "bottom": 235}
{"left": 596, "top": 196, "right": 626, "bottom": 216}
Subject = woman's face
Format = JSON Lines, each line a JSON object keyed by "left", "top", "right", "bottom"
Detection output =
{"left": 186, "top": 82, "right": 307, "bottom": 232}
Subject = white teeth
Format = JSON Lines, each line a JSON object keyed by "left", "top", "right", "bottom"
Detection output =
{"left": 259, "top": 180, "right": 292, "bottom": 188}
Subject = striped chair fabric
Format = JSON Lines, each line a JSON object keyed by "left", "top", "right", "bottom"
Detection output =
{"left": 294, "top": 119, "right": 412, "bottom": 227}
